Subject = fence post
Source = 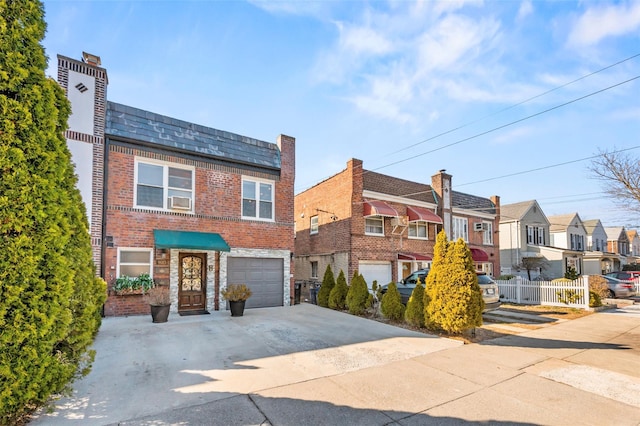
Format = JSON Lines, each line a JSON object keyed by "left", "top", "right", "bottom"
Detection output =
{"left": 582, "top": 275, "right": 590, "bottom": 309}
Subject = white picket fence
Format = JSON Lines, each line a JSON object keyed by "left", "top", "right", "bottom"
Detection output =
{"left": 494, "top": 276, "right": 591, "bottom": 309}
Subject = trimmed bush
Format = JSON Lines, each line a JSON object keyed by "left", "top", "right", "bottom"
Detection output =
{"left": 317, "top": 265, "right": 335, "bottom": 308}
{"left": 0, "top": 2, "right": 106, "bottom": 421}
{"left": 564, "top": 266, "right": 579, "bottom": 280}
{"left": 426, "top": 232, "right": 483, "bottom": 333}
{"left": 380, "top": 282, "right": 405, "bottom": 320}
{"left": 589, "top": 291, "right": 602, "bottom": 308}
{"left": 346, "top": 272, "right": 369, "bottom": 315}
{"left": 589, "top": 275, "right": 609, "bottom": 301}
{"left": 404, "top": 278, "right": 425, "bottom": 327}
{"left": 328, "top": 269, "right": 348, "bottom": 310}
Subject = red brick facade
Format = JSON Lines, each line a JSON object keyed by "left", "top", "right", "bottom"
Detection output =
{"left": 295, "top": 159, "right": 500, "bottom": 286}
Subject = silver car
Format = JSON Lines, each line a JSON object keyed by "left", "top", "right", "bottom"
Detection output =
{"left": 602, "top": 275, "right": 637, "bottom": 298}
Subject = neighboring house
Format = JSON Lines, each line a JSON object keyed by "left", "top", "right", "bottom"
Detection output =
{"left": 626, "top": 230, "right": 640, "bottom": 262}
{"left": 58, "top": 52, "right": 296, "bottom": 316}
{"left": 498, "top": 200, "right": 550, "bottom": 278}
{"left": 547, "top": 213, "right": 586, "bottom": 275}
{"left": 605, "top": 227, "right": 630, "bottom": 271}
{"left": 294, "top": 159, "right": 500, "bottom": 288}
{"left": 583, "top": 219, "right": 616, "bottom": 275}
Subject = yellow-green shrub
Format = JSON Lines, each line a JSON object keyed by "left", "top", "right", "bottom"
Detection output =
{"left": 404, "top": 278, "right": 425, "bottom": 327}
{"left": 317, "top": 265, "right": 335, "bottom": 308}
{"left": 346, "top": 272, "right": 369, "bottom": 315}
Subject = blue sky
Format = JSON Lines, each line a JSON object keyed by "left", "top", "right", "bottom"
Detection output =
{"left": 42, "top": 0, "right": 640, "bottom": 227}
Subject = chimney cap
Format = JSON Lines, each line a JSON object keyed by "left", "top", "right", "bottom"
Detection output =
{"left": 82, "top": 51, "right": 101, "bottom": 66}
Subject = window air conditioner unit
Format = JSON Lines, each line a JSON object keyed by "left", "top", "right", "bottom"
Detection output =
{"left": 170, "top": 196, "right": 192, "bottom": 210}
{"left": 474, "top": 222, "right": 485, "bottom": 232}
{"left": 391, "top": 216, "right": 409, "bottom": 227}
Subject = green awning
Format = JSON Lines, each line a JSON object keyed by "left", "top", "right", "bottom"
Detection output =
{"left": 153, "top": 230, "right": 231, "bottom": 251}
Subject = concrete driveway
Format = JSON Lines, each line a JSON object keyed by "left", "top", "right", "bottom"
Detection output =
{"left": 30, "top": 304, "right": 640, "bottom": 425}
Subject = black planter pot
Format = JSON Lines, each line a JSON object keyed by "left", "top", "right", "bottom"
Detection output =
{"left": 229, "top": 300, "right": 246, "bottom": 317}
{"left": 150, "top": 304, "right": 170, "bottom": 323}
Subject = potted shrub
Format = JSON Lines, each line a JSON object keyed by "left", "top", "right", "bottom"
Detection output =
{"left": 221, "top": 283, "right": 252, "bottom": 317}
{"left": 144, "top": 286, "right": 171, "bottom": 323}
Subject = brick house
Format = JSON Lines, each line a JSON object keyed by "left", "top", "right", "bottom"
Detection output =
{"left": 294, "top": 159, "right": 500, "bottom": 289}
{"left": 58, "top": 53, "right": 295, "bottom": 316}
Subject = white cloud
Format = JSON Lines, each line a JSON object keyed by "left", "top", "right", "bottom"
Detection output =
{"left": 517, "top": 0, "right": 533, "bottom": 21}
{"left": 567, "top": 1, "right": 640, "bottom": 47}
{"left": 491, "top": 126, "right": 533, "bottom": 145}
{"left": 338, "top": 23, "right": 394, "bottom": 55}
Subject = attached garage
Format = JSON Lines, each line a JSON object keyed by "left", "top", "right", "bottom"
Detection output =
{"left": 359, "top": 261, "right": 392, "bottom": 289}
{"left": 227, "top": 257, "right": 284, "bottom": 308}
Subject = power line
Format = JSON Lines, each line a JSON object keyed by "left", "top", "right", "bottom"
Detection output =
{"left": 379, "top": 52, "right": 640, "bottom": 158}
{"left": 457, "top": 146, "right": 640, "bottom": 187}
{"left": 369, "top": 75, "right": 640, "bottom": 172}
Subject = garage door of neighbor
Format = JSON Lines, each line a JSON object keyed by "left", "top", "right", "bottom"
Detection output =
{"left": 227, "top": 257, "right": 284, "bottom": 309}
{"left": 359, "top": 261, "right": 392, "bottom": 289}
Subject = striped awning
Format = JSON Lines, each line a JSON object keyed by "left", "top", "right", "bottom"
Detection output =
{"left": 363, "top": 200, "right": 398, "bottom": 217}
{"left": 406, "top": 206, "right": 443, "bottom": 224}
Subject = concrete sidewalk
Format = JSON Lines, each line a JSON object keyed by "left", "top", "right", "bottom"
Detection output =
{"left": 31, "top": 304, "right": 640, "bottom": 425}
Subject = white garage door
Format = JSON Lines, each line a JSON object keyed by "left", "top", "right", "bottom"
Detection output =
{"left": 227, "top": 257, "right": 284, "bottom": 308}
{"left": 359, "top": 261, "right": 392, "bottom": 289}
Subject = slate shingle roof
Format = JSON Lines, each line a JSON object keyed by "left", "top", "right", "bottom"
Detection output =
{"left": 582, "top": 219, "right": 601, "bottom": 234}
{"left": 105, "top": 102, "right": 280, "bottom": 170}
{"left": 362, "top": 171, "right": 437, "bottom": 204}
{"left": 547, "top": 213, "right": 578, "bottom": 232}
{"left": 451, "top": 191, "right": 497, "bottom": 214}
{"left": 499, "top": 200, "right": 537, "bottom": 223}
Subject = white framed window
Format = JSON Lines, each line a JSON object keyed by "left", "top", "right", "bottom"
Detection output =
{"left": 482, "top": 221, "right": 493, "bottom": 245}
{"left": 365, "top": 217, "right": 384, "bottom": 235}
{"left": 117, "top": 248, "right": 153, "bottom": 278}
{"left": 452, "top": 217, "right": 468, "bottom": 242}
{"left": 135, "top": 159, "right": 194, "bottom": 212}
{"left": 311, "top": 261, "right": 318, "bottom": 279}
{"left": 310, "top": 215, "right": 319, "bottom": 235}
{"left": 526, "top": 226, "right": 545, "bottom": 245}
{"left": 242, "top": 178, "right": 274, "bottom": 221}
{"left": 408, "top": 221, "right": 428, "bottom": 239}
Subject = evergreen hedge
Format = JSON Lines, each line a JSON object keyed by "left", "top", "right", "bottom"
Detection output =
{"left": 328, "top": 269, "right": 348, "bottom": 310}
{"left": 346, "top": 272, "right": 369, "bottom": 315}
{"left": 404, "top": 278, "right": 425, "bottom": 327}
{"left": 317, "top": 265, "right": 335, "bottom": 308}
{"left": 0, "top": 1, "right": 106, "bottom": 422}
{"left": 380, "top": 282, "right": 405, "bottom": 320}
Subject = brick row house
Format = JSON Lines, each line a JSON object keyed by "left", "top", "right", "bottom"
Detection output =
{"left": 294, "top": 159, "right": 500, "bottom": 289}
{"left": 58, "top": 53, "right": 295, "bottom": 316}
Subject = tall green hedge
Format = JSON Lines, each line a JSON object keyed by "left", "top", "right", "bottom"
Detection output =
{"left": 0, "top": 1, "right": 106, "bottom": 422}
{"left": 425, "top": 231, "right": 483, "bottom": 333}
{"left": 404, "top": 278, "right": 425, "bottom": 327}
{"left": 317, "top": 264, "right": 335, "bottom": 307}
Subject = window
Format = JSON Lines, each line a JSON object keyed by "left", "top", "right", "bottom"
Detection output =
{"left": 408, "top": 221, "right": 428, "bottom": 239}
{"left": 311, "top": 261, "right": 318, "bottom": 279}
{"left": 135, "top": 159, "right": 194, "bottom": 211}
{"left": 526, "top": 226, "right": 545, "bottom": 245}
{"left": 452, "top": 217, "right": 468, "bottom": 242}
{"left": 117, "top": 248, "right": 153, "bottom": 277}
{"left": 310, "top": 215, "right": 319, "bottom": 235}
{"left": 482, "top": 222, "right": 493, "bottom": 245}
{"left": 365, "top": 217, "right": 384, "bottom": 235}
{"left": 242, "top": 178, "right": 274, "bottom": 220}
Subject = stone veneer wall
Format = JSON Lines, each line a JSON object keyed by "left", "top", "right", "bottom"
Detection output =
{"left": 169, "top": 249, "right": 216, "bottom": 313}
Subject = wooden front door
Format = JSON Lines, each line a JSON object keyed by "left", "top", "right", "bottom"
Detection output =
{"left": 178, "top": 253, "right": 206, "bottom": 312}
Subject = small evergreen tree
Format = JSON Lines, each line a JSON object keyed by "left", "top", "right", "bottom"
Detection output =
{"left": 427, "top": 235, "right": 483, "bottom": 333}
{"left": 328, "top": 269, "right": 348, "bottom": 310}
{"left": 564, "top": 266, "right": 579, "bottom": 280}
{"left": 346, "top": 272, "right": 369, "bottom": 315}
{"left": 424, "top": 230, "right": 449, "bottom": 327}
{"left": 404, "top": 278, "right": 425, "bottom": 327}
{"left": 380, "top": 282, "right": 405, "bottom": 321}
{"left": 317, "top": 264, "right": 335, "bottom": 308}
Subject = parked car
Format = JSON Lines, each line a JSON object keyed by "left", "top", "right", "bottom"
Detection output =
{"left": 380, "top": 270, "right": 500, "bottom": 312}
{"left": 601, "top": 275, "right": 637, "bottom": 298}
{"left": 605, "top": 271, "right": 640, "bottom": 281}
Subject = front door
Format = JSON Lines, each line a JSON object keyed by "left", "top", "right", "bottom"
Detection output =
{"left": 178, "top": 253, "right": 206, "bottom": 312}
